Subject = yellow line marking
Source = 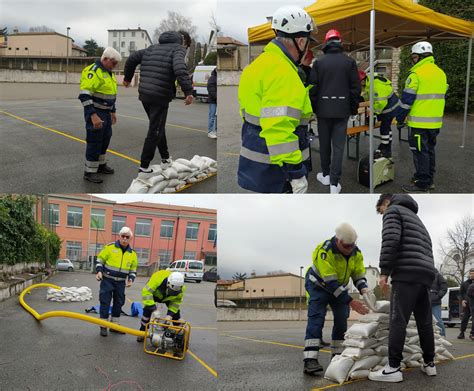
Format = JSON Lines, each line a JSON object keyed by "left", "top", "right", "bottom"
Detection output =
{"left": 188, "top": 349, "right": 218, "bottom": 378}
{"left": 117, "top": 113, "right": 207, "bottom": 134}
{"left": 453, "top": 353, "right": 474, "bottom": 360}
{"left": 193, "top": 326, "right": 217, "bottom": 330}
{"left": 220, "top": 333, "right": 331, "bottom": 353}
{"left": 0, "top": 110, "right": 140, "bottom": 164}
{"left": 175, "top": 172, "right": 216, "bottom": 192}
{"left": 220, "top": 152, "right": 240, "bottom": 156}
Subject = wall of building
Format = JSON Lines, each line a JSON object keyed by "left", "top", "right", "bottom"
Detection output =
{"left": 1, "top": 34, "right": 73, "bottom": 57}
{"left": 218, "top": 308, "right": 363, "bottom": 322}
{"left": 243, "top": 275, "right": 304, "bottom": 298}
{"left": 0, "top": 69, "right": 81, "bottom": 83}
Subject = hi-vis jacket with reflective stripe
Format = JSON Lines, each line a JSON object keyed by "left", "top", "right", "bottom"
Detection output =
{"left": 237, "top": 39, "right": 312, "bottom": 193}
{"left": 78, "top": 60, "right": 118, "bottom": 116}
{"left": 96, "top": 241, "right": 138, "bottom": 282}
{"left": 307, "top": 237, "right": 367, "bottom": 304}
{"left": 363, "top": 75, "right": 400, "bottom": 115}
{"left": 142, "top": 270, "right": 186, "bottom": 315}
{"left": 397, "top": 56, "right": 447, "bottom": 129}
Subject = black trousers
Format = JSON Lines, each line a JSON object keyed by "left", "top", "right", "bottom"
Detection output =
{"left": 408, "top": 127, "right": 439, "bottom": 188}
{"left": 388, "top": 281, "right": 435, "bottom": 367}
{"left": 460, "top": 301, "right": 473, "bottom": 335}
{"left": 140, "top": 101, "right": 170, "bottom": 168}
{"left": 139, "top": 301, "right": 181, "bottom": 331}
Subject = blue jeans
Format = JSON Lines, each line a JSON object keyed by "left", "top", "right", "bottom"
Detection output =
{"left": 208, "top": 103, "right": 217, "bottom": 133}
{"left": 432, "top": 304, "right": 446, "bottom": 336}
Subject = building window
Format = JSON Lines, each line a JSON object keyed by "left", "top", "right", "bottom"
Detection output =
{"left": 112, "top": 215, "right": 126, "bottom": 234}
{"left": 67, "top": 206, "right": 83, "bottom": 227}
{"left": 113, "top": 31, "right": 117, "bottom": 37}
{"left": 113, "top": 41, "right": 117, "bottom": 49}
{"left": 158, "top": 250, "right": 172, "bottom": 268}
{"left": 90, "top": 208, "right": 105, "bottom": 230}
{"left": 130, "top": 41, "right": 135, "bottom": 50}
{"left": 135, "top": 248, "right": 150, "bottom": 266}
{"left": 208, "top": 223, "right": 217, "bottom": 242}
{"left": 131, "top": 31, "right": 135, "bottom": 37}
{"left": 135, "top": 218, "right": 152, "bottom": 236}
{"left": 89, "top": 243, "right": 104, "bottom": 256}
{"left": 160, "top": 220, "right": 174, "bottom": 238}
{"left": 205, "top": 254, "right": 217, "bottom": 267}
{"left": 43, "top": 203, "right": 59, "bottom": 226}
{"left": 184, "top": 251, "right": 196, "bottom": 260}
{"left": 121, "top": 41, "right": 125, "bottom": 47}
{"left": 66, "top": 241, "right": 82, "bottom": 261}
{"left": 186, "top": 222, "right": 200, "bottom": 240}
{"left": 121, "top": 52, "right": 125, "bottom": 58}
{"left": 142, "top": 32, "right": 144, "bottom": 38}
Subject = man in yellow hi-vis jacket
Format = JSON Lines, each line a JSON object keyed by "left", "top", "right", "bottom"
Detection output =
{"left": 78, "top": 47, "right": 121, "bottom": 183}
{"left": 237, "top": 5, "right": 316, "bottom": 193}
{"left": 136, "top": 270, "right": 186, "bottom": 342}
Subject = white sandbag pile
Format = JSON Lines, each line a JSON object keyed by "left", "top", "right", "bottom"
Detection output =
{"left": 324, "top": 294, "right": 454, "bottom": 384}
{"left": 126, "top": 156, "right": 217, "bottom": 194}
{"left": 46, "top": 287, "right": 93, "bottom": 302}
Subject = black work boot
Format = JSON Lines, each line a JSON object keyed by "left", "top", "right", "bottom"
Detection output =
{"left": 100, "top": 327, "right": 108, "bottom": 337}
{"left": 411, "top": 177, "right": 435, "bottom": 190}
{"left": 304, "top": 359, "right": 323, "bottom": 375}
{"left": 98, "top": 164, "right": 114, "bottom": 174}
{"left": 402, "top": 183, "right": 429, "bottom": 193}
{"left": 84, "top": 172, "right": 103, "bottom": 183}
{"left": 320, "top": 339, "right": 330, "bottom": 347}
{"left": 457, "top": 331, "right": 465, "bottom": 339}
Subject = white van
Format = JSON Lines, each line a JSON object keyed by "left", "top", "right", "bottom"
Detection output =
{"left": 192, "top": 65, "right": 216, "bottom": 102}
{"left": 168, "top": 260, "right": 204, "bottom": 283}
{"left": 441, "top": 287, "right": 464, "bottom": 327}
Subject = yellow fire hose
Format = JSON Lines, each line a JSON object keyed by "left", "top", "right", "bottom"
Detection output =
{"left": 19, "top": 283, "right": 145, "bottom": 338}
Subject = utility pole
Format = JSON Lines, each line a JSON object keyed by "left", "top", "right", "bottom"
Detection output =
{"left": 66, "top": 27, "right": 70, "bottom": 83}
{"left": 299, "top": 266, "right": 304, "bottom": 321}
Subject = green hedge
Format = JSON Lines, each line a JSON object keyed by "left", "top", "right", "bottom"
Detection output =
{"left": 0, "top": 195, "right": 62, "bottom": 266}
{"left": 204, "top": 51, "right": 217, "bottom": 66}
{"left": 398, "top": 0, "right": 474, "bottom": 113}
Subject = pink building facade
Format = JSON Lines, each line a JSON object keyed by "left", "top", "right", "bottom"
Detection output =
{"left": 36, "top": 194, "right": 217, "bottom": 269}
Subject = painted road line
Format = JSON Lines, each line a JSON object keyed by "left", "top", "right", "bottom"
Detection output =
{"left": 0, "top": 110, "right": 140, "bottom": 164}
{"left": 221, "top": 333, "right": 331, "bottom": 353}
{"left": 220, "top": 151, "right": 240, "bottom": 156}
{"left": 188, "top": 349, "right": 218, "bottom": 378}
{"left": 175, "top": 172, "right": 217, "bottom": 193}
{"left": 117, "top": 113, "right": 207, "bottom": 134}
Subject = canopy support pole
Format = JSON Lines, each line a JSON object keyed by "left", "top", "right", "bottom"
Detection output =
{"left": 461, "top": 37, "right": 472, "bottom": 148}
{"left": 248, "top": 42, "right": 251, "bottom": 66}
{"left": 369, "top": 9, "right": 376, "bottom": 193}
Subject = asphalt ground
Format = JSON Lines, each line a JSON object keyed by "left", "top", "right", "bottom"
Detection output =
{"left": 218, "top": 86, "right": 474, "bottom": 194}
{"left": 0, "top": 83, "right": 216, "bottom": 193}
{"left": 218, "top": 320, "right": 474, "bottom": 390}
{"left": 0, "top": 271, "right": 217, "bottom": 390}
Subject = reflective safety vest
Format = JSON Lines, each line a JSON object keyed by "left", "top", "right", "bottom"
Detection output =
{"left": 79, "top": 60, "right": 118, "bottom": 115}
{"left": 307, "top": 237, "right": 367, "bottom": 303}
{"left": 364, "top": 75, "right": 399, "bottom": 115}
{"left": 96, "top": 241, "right": 138, "bottom": 282}
{"left": 141, "top": 270, "right": 187, "bottom": 314}
{"left": 237, "top": 39, "right": 313, "bottom": 193}
{"left": 405, "top": 57, "right": 447, "bottom": 129}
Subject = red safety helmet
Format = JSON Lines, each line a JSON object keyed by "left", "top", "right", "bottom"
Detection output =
{"left": 358, "top": 70, "right": 367, "bottom": 81}
{"left": 324, "top": 29, "right": 342, "bottom": 43}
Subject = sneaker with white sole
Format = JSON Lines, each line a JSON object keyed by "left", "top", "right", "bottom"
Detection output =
{"left": 161, "top": 158, "right": 173, "bottom": 169}
{"left": 316, "top": 172, "right": 330, "bottom": 186}
{"left": 330, "top": 183, "right": 341, "bottom": 194}
{"left": 138, "top": 166, "right": 153, "bottom": 174}
{"left": 368, "top": 363, "right": 403, "bottom": 383}
{"left": 208, "top": 131, "right": 217, "bottom": 139}
{"left": 420, "top": 362, "right": 436, "bottom": 376}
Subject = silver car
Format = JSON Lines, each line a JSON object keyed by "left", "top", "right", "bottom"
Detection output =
{"left": 56, "top": 259, "right": 74, "bottom": 272}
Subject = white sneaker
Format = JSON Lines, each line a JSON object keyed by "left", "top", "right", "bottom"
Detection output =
{"left": 330, "top": 183, "right": 341, "bottom": 194}
{"left": 316, "top": 172, "right": 330, "bottom": 186}
{"left": 368, "top": 363, "right": 403, "bottom": 383}
{"left": 138, "top": 166, "right": 153, "bottom": 174}
{"left": 161, "top": 158, "right": 173, "bottom": 169}
{"left": 420, "top": 362, "right": 437, "bottom": 376}
{"left": 208, "top": 131, "right": 217, "bottom": 139}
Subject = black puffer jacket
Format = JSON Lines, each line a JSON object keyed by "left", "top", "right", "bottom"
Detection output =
{"left": 207, "top": 68, "right": 217, "bottom": 104}
{"left": 430, "top": 270, "right": 447, "bottom": 305}
{"left": 308, "top": 41, "right": 360, "bottom": 118}
{"left": 124, "top": 31, "right": 193, "bottom": 104}
{"left": 379, "top": 194, "right": 435, "bottom": 287}
{"left": 460, "top": 278, "right": 474, "bottom": 301}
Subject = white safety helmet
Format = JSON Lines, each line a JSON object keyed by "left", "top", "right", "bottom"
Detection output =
{"left": 167, "top": 272, "right": 185, "bottom": 291}
{"left": 272, "top": 6, "right": 314, "bottom": 36}
{"left": 101, "top": 47, "right": 122, "bottom": 62}
{"left": 119, "top": 226, "right": 133, "bottom": 238}
{"left": 411, "top": 41, "right": 433, "bottom": 55}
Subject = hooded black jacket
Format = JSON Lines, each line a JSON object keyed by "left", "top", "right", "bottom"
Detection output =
{"left": 124, "top": 31, "right": 193, "bottom": 104}
{"left": 379, "top": 194, "right": 435, "bottom": 287}
{"left": 308, "top": 41, "right": 360, "bottom": 118}
{"left": 430, "top": 270, "right": 447, "bottom": 305}
{"left": 207, "top": 68, "right": 217, "bottom": 104}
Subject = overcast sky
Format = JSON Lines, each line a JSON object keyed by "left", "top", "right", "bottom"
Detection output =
{"left": 95, "top": 194, "right": 217, "bottom": 210}
{"left": 217, "top": 0, "right": 310, "bottom": 44}
{"left": 217, "top": 194, "right": 474, "bottom": 280}
{"left": 1, "top": 0, "right": 217, "bottom": 46}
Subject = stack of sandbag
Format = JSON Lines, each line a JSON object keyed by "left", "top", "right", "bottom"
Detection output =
{"left": 324, "top": 296, "right": 454, "bottom": 384}
{"left": 46, "top": 286, "right": 93, "bottom": 302}
{"left": 126, "top": 155, "right": 217, "bottom": 194}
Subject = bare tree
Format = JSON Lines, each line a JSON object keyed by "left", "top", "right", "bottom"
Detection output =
{"left": 29, "top": 25, "right": 55, "bottom": 32}
{"left": 153, "top": 11, "right": 198, "bottom": 43}
{"left": 209, "top": 13, "right": 223, "bottom": 37}
{"left": 439, "top": 216, "right": 474, "bottom": 285}
{"left": 232, "top": 272, "right": 247, "bottom": 281}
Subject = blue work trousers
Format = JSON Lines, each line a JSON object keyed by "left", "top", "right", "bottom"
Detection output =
{"left": 85, "top": 110, "right": 112, "bottom": 173}
{"left": 99, "top": 277, "right": 125, "bottom": 319}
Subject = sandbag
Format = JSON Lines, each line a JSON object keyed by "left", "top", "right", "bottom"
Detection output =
{"left": 375, "top": 301, "right": 390, "bottom": 313}
{"left": 359, "top": 313, "right": 390, "bottom": 323}
{"left": 341, "top": 347, "right": 375, "bottom": 359}
{"left": 406, "top": 328, "right": 418, "bottom": 337}
{"left": 161, "top": 167, "right": 179, "bottom": 179}
{"left": 149, "top": 179, "right": 169, "bottom": 194}
{"left": 438, "top": 338, "right": 453, "bottom": 347}
{"left": 126, "top": 179, "right": 150, "bottom": 193}
{"left": 345, "top": 322, "right": 379, "bottom": 338}
{"left": 407, "top": 335, "right": 420, "bottom": 345}
{"left": 349, "top": 369, "right": 370, "bottom": 380}
{"left": 375, "top": 329, "right": 389, "bottom": 338}
{"left": 324, "top": 355, "right": 355, "bottom": 384}
{"left": 343, "top": 338, "right": 379, "bottom": 349}
{"left": 374, "top": 345, "right": 388, "bottom": 356}
{"left": 175, "top": 158, "right": 199, "bottom": 169}
{"left": 349, "top": 355, "right": 381, "bottom": 372}
{"left": 406, "top": 360, "right": 422, "bottom": 368}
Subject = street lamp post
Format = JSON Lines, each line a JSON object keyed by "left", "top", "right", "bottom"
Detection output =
{"left": 66, "top": 27, "right": 70, "bottom": 84}
{"left": 299, "top": 266, "right": 304, "bottom": 321}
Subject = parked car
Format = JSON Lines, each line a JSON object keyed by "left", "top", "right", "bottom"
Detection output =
{"left": 168, "top": 260, "right": 204, "bottom": 283}
{"left": 203, "top": 267, "right": 219, "bottom": 282}
{"left": 56, "top": 259, "right": 74, "bottom": 272}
